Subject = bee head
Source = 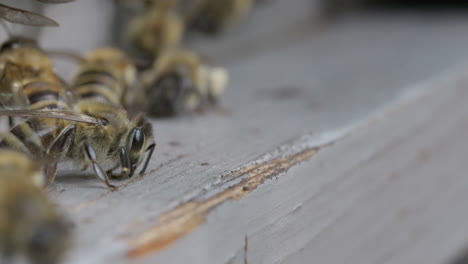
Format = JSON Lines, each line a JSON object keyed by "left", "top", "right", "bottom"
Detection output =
{"left": 148, "top": 70, "right": 200, "bottom": 116}
{"left": 123, "top": 113, "right": 155, "bottom": 177}
{"left": 121, "top": 114, "right": 156, "bottom": 176}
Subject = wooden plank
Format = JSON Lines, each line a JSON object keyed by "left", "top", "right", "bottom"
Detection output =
{"left": 275, "top": 68, "right": 468, "bottom": 264}
{"left": 7, "top": 1, "right": 468, "bottom": 263}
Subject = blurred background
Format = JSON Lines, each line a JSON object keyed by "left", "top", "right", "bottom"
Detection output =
{"left": 3, "top": 0, "right": 468, "bottom": 79}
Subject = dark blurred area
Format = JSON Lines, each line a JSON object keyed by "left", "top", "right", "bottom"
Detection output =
{"left": 326, "top": 0, "right": 468, "bottom": 9}
{"left": 366, "top": 0, "right": 468, "bottom": 8}
{"left": 320, "top": 0, "right": 468, "bottom": 19}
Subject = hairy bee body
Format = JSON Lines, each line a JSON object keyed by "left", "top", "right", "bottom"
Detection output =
{"left": 185, "top": 0, "right": 253, "bottom": 34}
{"left": 0, "top": 116, "right": 63, "bottom": 161}
{"left": 0, "top": 41, "right": 155, "bottom": 188}
{"left": 0, "top": 37, "right": 69, "bottom": 110}
{"left": 141, "top": 50, "right": 228, "bottom": 117}
{"left": 127, "top": 1, "right": 184, "bottom": 57}
{"left": 72, "top": 47, "right": 136, "bottom": 105}
{"left": 0, "top": 37, "right": 75, "bottom": 183}
{"left": 0, "top": 37, "right": 71, "bottom": 162}
{"left": 66, "top": 100, "right": 137, "bottom": 170}
{"left": 68, "top": 47, "right": 155, "bottom": 182}
{"left": 0, "top": 100, "right": 147, "bottom": 186}
{"left": 0, "top": 150, "right": 71, "bottom": 264}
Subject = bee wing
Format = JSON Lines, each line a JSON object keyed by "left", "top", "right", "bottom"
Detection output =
{"left": 36, "top": 0, "right": 75, "bottom": 3}
{"left": 0, "top": 109, "right": 100, "bottom": 125}
{"left": 0, "top": 4, "right": 58, "bottom": 26}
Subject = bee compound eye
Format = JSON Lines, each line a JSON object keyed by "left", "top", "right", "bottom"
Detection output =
{"left": 0, "top": 37, "right": 35, "bottom": 53}
{"left": 132, "top": 128, "right": 145, "bottom": 151}
{"left": 1, "top": 41, "right": 18, "bottom": 52}
{"left": 98, "top": 118, "right": 109, "bottom": 126}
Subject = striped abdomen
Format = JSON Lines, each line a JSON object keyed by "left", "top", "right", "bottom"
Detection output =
{"left": 72, "top": 66, "right": 125, "bottom": 105}
{"left": 23, "top": 78, "right": 69, "bottom": 110}
{"left": 0, "top": 117, "right": 64, "bottom": 159}
{"left": 0, "top": 64, "right": 69, "bottom": 111}
{"left": 0, "top": 71, "right": 70, "bottom": 157}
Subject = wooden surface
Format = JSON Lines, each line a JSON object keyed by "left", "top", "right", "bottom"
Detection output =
{"left": 8, "top": 1, "right": 468, "bottom": 263}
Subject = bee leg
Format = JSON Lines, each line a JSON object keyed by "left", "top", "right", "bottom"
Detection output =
{"left": 106, "top": 164, "right": 119, "bottom": 177}
{"left": 45, "top": 124, "right": 76, "bottom": 185}
{"left": 84, "top": 143, "right": 117, "bottom": 189}
{"left": 139, "top": 143, "right": 156, "bottom": 175}
{"left": 48, "top": 124, "right": 76, "bottom": 159}
{"left": 118, "top": 147, "right": 131, "bottom": 178}
{"left": 8, "top": 116, "right": 13, "bottom": 129}
{"left": 44, "top": 162, "right": 58, "bottom": 186}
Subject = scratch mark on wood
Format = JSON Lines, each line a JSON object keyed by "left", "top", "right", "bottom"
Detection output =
{"left": 168, "top": 141, "right": 182, "bottom": 147}
{"left": 256, "top": 86, "right": 305, "bottom": 100}
{"left": 70, "top": 154, "right": 186, "bottom": 212}
{"left": 126, "top": 143, "right": 331, "bottom": 259}
{"left": 244, "top": 235, "right": 249, "bottom": 264}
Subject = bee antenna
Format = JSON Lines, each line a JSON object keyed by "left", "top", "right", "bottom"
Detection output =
{"left": 139, "top": 143, "right": 156, "bottom": 176}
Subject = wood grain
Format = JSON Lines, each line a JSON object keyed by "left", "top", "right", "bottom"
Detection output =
{"left": 23, "top": 1, "right": 468, "bottom": 263}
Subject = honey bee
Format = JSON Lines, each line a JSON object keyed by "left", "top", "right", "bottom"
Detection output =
{"left": 0, "top": 36, "right": 70, "bottom": 111}
{"left": 0, "top": 0, "right": 74, "bottom": 27}
{"left": 71, "top": 47, "right": 137, "bottom": 107}
{"left": 70, "top": 47, "right": 156, "bottom": 178}
{"left": 184, "top": 0, "right": 253, "bottom": 34}
{"left": 0, "top": 39, "right": 156, "bottom": 188}
{"left": 140, "top": 50, "right": 228, "bottom": 117}
{"left": 0, "top": 150, "right": 71, "bottom": 264}
{"left": 126, "top": 0, "right": 185, "bottom": 57}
